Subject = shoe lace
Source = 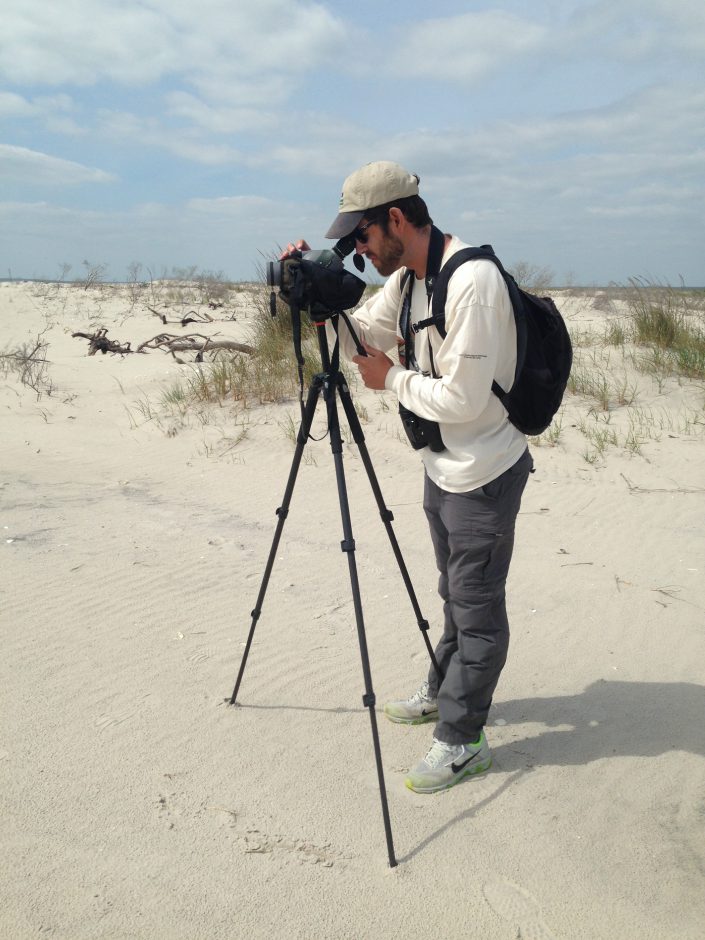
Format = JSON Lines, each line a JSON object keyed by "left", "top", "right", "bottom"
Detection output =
{"left": 408, "top": 681, "right": 432, "bottom": 706}
{"left": 423, "top": 738, "right": 457, "bottom": 768}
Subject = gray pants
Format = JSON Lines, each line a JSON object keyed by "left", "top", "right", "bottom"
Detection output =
{"left": 425, "top": 449, "right": 533, "bottom": 744}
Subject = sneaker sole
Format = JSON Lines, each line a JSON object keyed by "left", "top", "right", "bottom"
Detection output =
{"left": 405, "top": 757, "right": 492, "bottom": 794}
{"left": 383, "top": 709, "right": 438, "bottom": 726}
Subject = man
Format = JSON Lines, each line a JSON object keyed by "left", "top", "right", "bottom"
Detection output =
{"left": 284, "top": 161, "right": 533, "bottom": 794}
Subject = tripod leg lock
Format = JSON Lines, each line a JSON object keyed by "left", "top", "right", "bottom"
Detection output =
{"left": 276, "top": 507, "right": 289, "bottom": 520}
{"left": 380, "top": 509, "right": 394, "bottom": 523}
{"left": 362, "top": 693, "right": 376, "bottom": 708}
{"left": 419, "top": 618, "right": 430, "bottom": 633}
{"left": 340, "top": 538, "right": 355, "bottom": 553}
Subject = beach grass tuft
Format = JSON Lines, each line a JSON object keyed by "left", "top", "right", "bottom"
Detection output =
{"left": 626, "top": 278, "right": 705, "bottom": 380}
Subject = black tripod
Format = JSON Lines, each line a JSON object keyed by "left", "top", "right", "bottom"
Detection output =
{"left": 228, "top": 314, "right": 441, "bottom": 868}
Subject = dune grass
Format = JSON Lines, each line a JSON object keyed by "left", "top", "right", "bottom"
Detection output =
{"left": 527, "top": 279, "right": 705, "bottom": 460}
{"left": 626, "top": 278, "right": 705, "bottom": 380}
{"left": 137, "top": 286, "right": 364, "bottom": 451}
{"left": 169, "top": 292, "right": 331, "bottom": 410}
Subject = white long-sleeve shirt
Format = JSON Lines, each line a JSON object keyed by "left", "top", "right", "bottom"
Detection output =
{"left": 331, "top": 235, "right": 527, "bottom": 493}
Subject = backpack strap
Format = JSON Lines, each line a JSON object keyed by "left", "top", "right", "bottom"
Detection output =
{"left": 396, "top": 226, "right": 448, "bottom": 378}
{"left": 406, "top": 225, "right": 447, "bottom": 335}
{"left": 415, "top": 244, "right": 497, "bottom": 337}
{"left": 413, "top": 244, "right": 528, "bottom": 397}
{"left": 398, "top": 268, "right": 418, "bottom": 372}
{"left": 424, "top": 225, "right": 446, "bottom": 298}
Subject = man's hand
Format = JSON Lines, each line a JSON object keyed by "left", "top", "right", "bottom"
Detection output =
{"left": 279, "top": 240, "right": 311, "bottom": 260}
{"left": 352, "top": 341, "right": 394, "bottom": 390}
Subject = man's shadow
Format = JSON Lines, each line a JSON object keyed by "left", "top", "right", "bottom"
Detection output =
{"left": 490, "top": 679, "right": 705, "bottom": 769}
{"left": 401, "top": 680, "right": 705, "bottom": 861}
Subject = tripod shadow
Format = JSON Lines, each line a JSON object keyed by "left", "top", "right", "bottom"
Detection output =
{"left": 400, "top": 769, "right": 529, "bottom": 863}
{"left": 227, "top": 700, "right": 358, "bottom": 716}
{"left": 401, "top": 680, "right": 705, "bottom": 862}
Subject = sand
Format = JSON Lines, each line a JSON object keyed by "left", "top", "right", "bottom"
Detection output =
{"left": 2, "top": 279, "right": 704, "bottom": 939}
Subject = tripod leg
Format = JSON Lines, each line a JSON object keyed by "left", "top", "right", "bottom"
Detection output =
{"left": 324, "top": 381, "right": 397, "bottom": 868}
{"left": 336, "top": 375, "right": 443, "bottom": 682}
{"left": 228, "top": 377, "right": 323, "bottom": 705}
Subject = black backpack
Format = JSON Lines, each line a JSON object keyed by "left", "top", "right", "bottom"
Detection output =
{"left": 408, "top": 242, "right": 573, "bottom": 437}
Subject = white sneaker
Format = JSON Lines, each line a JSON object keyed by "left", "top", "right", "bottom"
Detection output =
{"left": 405, "top": 732, "right": 492, "bottom": 793}
{"left": 383, "top": 681, "right": 438, "bottom": 725}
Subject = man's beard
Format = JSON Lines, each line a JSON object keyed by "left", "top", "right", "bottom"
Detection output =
{"left": 370, "top": 232, "right": 404, "bottom": 276}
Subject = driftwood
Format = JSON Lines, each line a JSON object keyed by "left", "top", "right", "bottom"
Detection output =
{"left": 72, "top": 329, "right": 135, "bottom": 355}
{"left": 147, "top": 306, "right": 222, "bottom": 327}
{"left": 137, "top": 333, "right": 254, "bottom": 362}
{"left": 73, "top": 328, "right": 253, "bottom": 361}
{"left": 147, "top": 306, "right": 236, "bottom": 326}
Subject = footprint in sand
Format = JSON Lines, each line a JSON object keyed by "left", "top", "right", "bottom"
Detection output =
{"left": 95, "top": 708, "right": 136, "bottom": 730}
{"left": 482, "top": 880, "right": 556, "bottom": 939}
{"left": 240, "top": 828, "right": 340, "bottom": 867}
{"left": 186, "top": 646, "right": 212, "bottom": 664}
{"left": 94, "top": 694, "right": 153, "bottom": 730}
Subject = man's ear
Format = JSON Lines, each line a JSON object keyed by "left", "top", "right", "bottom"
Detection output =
{"left": 387, "top": 206, "right": 404, "bottom": 231}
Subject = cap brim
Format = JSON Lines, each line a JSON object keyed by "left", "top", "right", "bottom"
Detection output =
{"left": 325, "top": 210, "right": 364, "bottom": 239}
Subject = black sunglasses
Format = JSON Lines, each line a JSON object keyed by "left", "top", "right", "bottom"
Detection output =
{"left": 352, "top": 217, "right": 381, "bottom": 244}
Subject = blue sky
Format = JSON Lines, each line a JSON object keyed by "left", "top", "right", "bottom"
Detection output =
{"left": 1, "top": 0, "right": 703, "bottom": 285}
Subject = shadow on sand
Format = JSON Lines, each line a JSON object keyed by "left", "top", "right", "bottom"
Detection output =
{"left": 401, "top": 679, "right": 705, "bottom": 863}
{"left": 491, "top": 679, "right": 705, "bottom": 769}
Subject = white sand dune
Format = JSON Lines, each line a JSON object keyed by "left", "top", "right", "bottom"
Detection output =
{"left": 2, "top": 280, "right": 704, "bottom": 939}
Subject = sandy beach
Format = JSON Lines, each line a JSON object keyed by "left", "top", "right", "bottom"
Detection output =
{"left": 2, "top": 278, "right": 704, "bottom": 940}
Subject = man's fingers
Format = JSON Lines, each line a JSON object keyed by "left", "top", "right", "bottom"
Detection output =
{"left": 279, "top": 239, "right": 310, "bottom": 260}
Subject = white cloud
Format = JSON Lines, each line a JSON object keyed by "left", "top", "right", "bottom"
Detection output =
{"left": 390, "top": 1, "right": 705, "bottom": 85}
{"left": 168, "top": 139, "right": 244, "bottom": 166}
{"left": 369, "top": 83, "right": 705, "bottom": 184}
{"left": 0, "top": 92, "right": 84, "bottom": 135}
{"left": 0, "top": 145, "right": 115, "bottom": 184}
{"left": 165, "top": 93, "right": 278, "bottom": 135}
{"left": 0, "top": 92, "right": 35, "bottom": 118}
{"left": 0, "top": 0, "right": 348, "bottom": 98}
{"left": 586, "top": 204, "right": 683, "bottom": 219}
{"left": 95, "top": 108, "right": 248, "bottom": 165}
{"left": 172, "top": 0, "right": 347, "bottom": 74}
{"left": 92, "top": 100, "right": 378, "bottom": 171}
{"left": 188, "top": 196, "right": 277, "bottom": 214}
{"left": 1, "top": 1, "right": 181, "bottom": 85}
{"left": 566, "top": 0, "right": 705, "bottom": 60}
{"left": 391, "top": 11, "right": 546, "bottom": 81}
{"left": 483, "top": 85, "right": 705, "bottom": 165}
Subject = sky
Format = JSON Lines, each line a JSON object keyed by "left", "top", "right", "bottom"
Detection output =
{"left": 1, "top": 0, "right": 704, "bottom": 286}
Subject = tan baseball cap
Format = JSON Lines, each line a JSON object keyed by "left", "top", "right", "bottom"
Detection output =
{"left": 325, "top": 161, "right": 420, "bottom": 238}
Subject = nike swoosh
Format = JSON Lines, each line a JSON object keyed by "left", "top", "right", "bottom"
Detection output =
{"left": 421, "top": 707, "right": 437, "bottom": 716}
{"left": 451, "top": 749, "right": 482, "bottom": 773}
